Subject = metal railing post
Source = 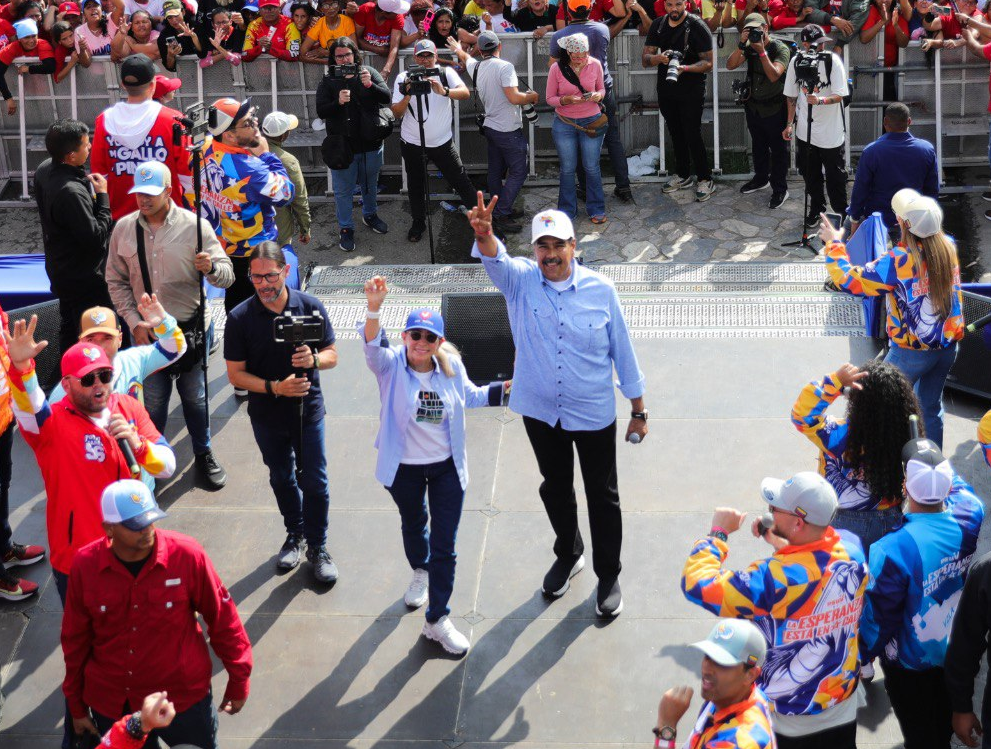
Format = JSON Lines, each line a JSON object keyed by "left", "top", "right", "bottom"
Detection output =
{"left": 935, "top": 48, "right": 944, "bottom": 187}
{"left": 17, "top": 72, "right": 27, "bottom": 200}
{"left": 711, "top": 27, "right": 720, "bottom": 175}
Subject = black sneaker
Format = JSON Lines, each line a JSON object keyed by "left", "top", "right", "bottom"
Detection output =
{"left": 194, "top": 451, "right": 227, "bottom": 491}
{"left": 541, "top": 555, "right": 585, "bottom": 598}
{"left": 493, "top": 216, "right": 523, "bottom": 234}
{"left": 362, "top": 214, "right": 389, "bottom": 234}
{"left": 339, "top": 228, "right": 355, "bottom": 252}
{"left": 408, "top": 223, "right": 426, "bottom": 242}
{"left": 508, "top": 206, "right": 525, "bottom": 219}
{"left": 769, "top": 190, "right": 789, "bottom": 209}
{"left": 614, "top": 186, "right": 634, "bottom": 203}
{"left": 595, "top": 577, "right": 623, "bottom": 617}
{"left": 982, "top": 191, "right": 991, "bottom": 202}
{"left": 740, "top": 177, "right": 770, "bottom": 194}
{"left": 985, "top": 209, "right": 991, "bottom": 222}
{"left": 277, "top": 534, "right": 305, "bottom": 570}
{"left": 306, "top": 545, "right": 339, "bottom": 584}
{"left": 805, "top": 210, "right": 823, "bottom": 228}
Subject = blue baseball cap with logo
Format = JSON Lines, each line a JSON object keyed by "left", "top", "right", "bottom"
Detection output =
{"left": 404, "top": 308, "right": 444, "bottom": 338}
{"left": 101, "top": 479, "right": 168, "bottom": 531}
{"left": 691, "top": 619, "right": 767, "bottom": 668}
{"left": 128, "top": 161, "right": 170, "bottom": 196}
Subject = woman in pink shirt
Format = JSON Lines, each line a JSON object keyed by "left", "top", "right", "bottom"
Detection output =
{"left": 546, "top": 32, "right": 608, "bottom": 223}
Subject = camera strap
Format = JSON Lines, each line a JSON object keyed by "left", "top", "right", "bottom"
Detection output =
{"left": 470, "top": 56, "right": 491, "bottom": 126}
{"left": 134, "top": 221, "right": 154, "bottom": 300}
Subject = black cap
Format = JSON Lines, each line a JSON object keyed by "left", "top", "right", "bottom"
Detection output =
{"left": 120, "top": 53, "right": 156, "bottom": 86}
{"left": 901, "top": 437, "right": 943, "bottom": 472}
{"left": 801, "top": 24, "right": 831, "bottom": 44}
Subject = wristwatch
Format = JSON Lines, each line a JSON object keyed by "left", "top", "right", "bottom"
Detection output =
{"left": 442, "top": 85, "right": 450, "bottom": 97}
{"left": 631, "top": 410, "right": 648, "bottom": 421}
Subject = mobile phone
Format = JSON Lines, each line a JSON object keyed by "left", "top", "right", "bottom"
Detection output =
{"left": 824, "top": 211, "right": 842, "bottom": 228}
{"left": 423, "top": 8, "right": 435, "bottom": 28}
{"left": 932, "top": 4, "right": 951, "bottom": 11}
{"left": 582, "top": 91, "right": 593, "bottom": 99}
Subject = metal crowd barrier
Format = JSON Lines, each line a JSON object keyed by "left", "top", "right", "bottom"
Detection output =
{"left": 1, "top": 29, "right": 987, "bottom": 200}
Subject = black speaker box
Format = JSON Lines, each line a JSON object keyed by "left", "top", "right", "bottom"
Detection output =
{"left": 441, "top": 292, "right": 515, "bottom": 385}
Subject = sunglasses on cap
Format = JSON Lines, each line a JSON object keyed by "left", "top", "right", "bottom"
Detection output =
{"left": 74, "top": 369, "right": 113, "bottom": 387}
{"left": 408, "top": 331, "right": 438, "bottom": 343}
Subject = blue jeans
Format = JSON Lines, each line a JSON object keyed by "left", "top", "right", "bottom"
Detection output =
{"left": 552, "top": 113, "right": 606, "bottom": 220}
{"left": 92, "top": 690, "right": 218, "bottom": 749}
{"left": 250, "top": 417, "right": 329, "bottom": 547}
{"left": 484, "top": 127, "right": 528, "bottom": 219}
{"left": 143, "top": 321, "right": 214, "bottom": 456}
{"left": 385, "top": 458, "right": 465, "bottom": 623}
{"left": 331, "top": 146, "right": 383, "bottom": 229}
{"left": 884, "top": 343, "right": 958, "bottom": 449}
{"left": 833, "top": 506, "right": 904, "bottom": 558}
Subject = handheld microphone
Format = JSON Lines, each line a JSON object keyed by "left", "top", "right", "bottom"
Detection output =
{"left": 118, "top": 439, "right": 140, "bottom": 479}
{"left": 629, "top": 433, "right": 641, "bottom": 444}
{"left": 757, "top": 512, "right": 774, "bottom": 535}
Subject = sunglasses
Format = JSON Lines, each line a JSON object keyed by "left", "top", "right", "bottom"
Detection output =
{"left": 75, "top": 369, "right": 113, "bottom": 387}
{"left": 408, "top": 331, "right": 438, "bottom": 343}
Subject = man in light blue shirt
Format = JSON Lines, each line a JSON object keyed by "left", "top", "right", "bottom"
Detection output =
{"left": 469, "top": 193, "right": 647, "bottom": 617}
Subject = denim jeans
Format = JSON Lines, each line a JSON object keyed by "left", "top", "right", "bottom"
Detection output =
{"left": 0, "top": 422, "right": 12, "bottom": 555}
{"left": 142, "top": 320, "right": 214, "bottom": 456}
{"left": 552, "top": 114, "right": 606, "bottom": 220}
{"left": 484, "top": 127, "right": 528, "bottom": 219}
{"left": 92, "top": 690, "right": 218, "bottom": 749}
{"left": 250, "top": 416, "right": 329, "bottom": 547}
{"left": 833, "top": 506, "right": 904, "bottom": 558}
{"left": 385, "top": 458, "right": 465, "bottom": 623}
{"left": 884, "top": 343, "right": 958, "bottom": 449}
{"left": 331, "top": 146, "right": 383, "bottom": 229}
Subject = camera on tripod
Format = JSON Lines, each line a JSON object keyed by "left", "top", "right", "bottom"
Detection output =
{"left": 172, "top": 101, "right": 212, "bottom": 148}
{"left": 731, "top": 78, "right": 751, "bottom": 105}
{"left": 329, "top": 63, "right": 361, "bottom": 78}
{"left": 794, "top": 49, "right": 828, "bottom": 89}
{"left": 273, "top": 312, "right": 324, "bottom": 350}
{"left": 404, "top": 64, "right": 442, "bottom": 95}
{"left": 664, "top": 50, "right": 683, "bottom": 83}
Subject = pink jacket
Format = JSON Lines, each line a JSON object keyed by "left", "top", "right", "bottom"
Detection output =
{"left": 546, "top": 58, "right": 605, "bottom": 119}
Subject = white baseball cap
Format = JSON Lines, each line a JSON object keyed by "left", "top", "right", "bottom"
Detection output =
{"left": 760, "top": 471, "right": 838, "bottom": 527}
{"left": 903, "top": 441, "right": 954, "bottom": 504}
{"left": 901, "top": 195, "right": 943, "bottom": 239}
{"left": 261, "top": 111, "right": 299, "bottom": 138}
{"left": 378, "top": 0, "right": 410, "bottom": 12}
{"left": 891, "top": 188, "right": 921, "bottom": 220}
{"left": 530, "top": 210, "right": 575, "bottom": 244}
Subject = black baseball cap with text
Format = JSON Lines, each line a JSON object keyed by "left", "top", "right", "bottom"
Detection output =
{"left": 120, "top": 54, "right": 156, "bottom": 86}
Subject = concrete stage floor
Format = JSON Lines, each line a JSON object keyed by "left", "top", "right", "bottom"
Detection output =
{"left": 2, "top": 335, "right": 990, "bottom": 748}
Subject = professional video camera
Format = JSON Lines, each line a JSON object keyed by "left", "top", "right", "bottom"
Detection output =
{"left": 793, "top": 49, "right": 829, "bottom": 90}
{"left": 329, "top": 63, "right": 361, "bottom": 78}
{"left": 731, "top": 78, "right": 751, "bottom": 105}
{"left": 664, "top": 50, "right": 683, "bottom": 84}
{"left": 404, "top": 64, "right": 442, "bottom": 95}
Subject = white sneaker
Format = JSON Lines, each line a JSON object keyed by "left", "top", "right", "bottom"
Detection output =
{"left": 404, "top": 568, "right": 429, "bottom": 608}
{"left": 312, "top": 117, "right": 326, "bottom": 131}
{"left": 695, "top": 179, "right": 716, "bottom": 202}
{"left": 422, "top": 615, "right": 470, "bottom": 655}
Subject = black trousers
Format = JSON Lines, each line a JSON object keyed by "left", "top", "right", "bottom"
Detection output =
{"left": 775, "top": 720, "right": 856, "bottom": 749}
{"left": 658, "top": 92, "right": 711, "bottom": 180}
{"left": 522, "top": 416, "right": 621, "bottom": 580}
{"left": 400, "top": 138, "right": 477, "bottom": 226}
{"left": 225, "top": 255, "right": 253, "bottom": 316}
{"left": 745, "top": 103, "right": 789, "bottom": 195}
{"left": 58, "top": 287, "right": 113, "bottom": 357}
{"left": 883, "top": 662, "right": 953, "bottom": 749}
{"left": 796, "top": 137, "right": 847, "bottom": 216}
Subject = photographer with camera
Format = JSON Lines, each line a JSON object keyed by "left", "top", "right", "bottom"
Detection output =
{"left": 783, "top": 24, "right": 848, "bottom": 230}
{"left": 315, "top": 36, "right": 391, "bottom": 252}
{"left": 643, "top": 0, "right": 715, "bottom": 201}
{"left": 448, "top": 31, "right": 538, "bottom": 235}
{"left": 391, "top": 38, "right": 475, "bottom": 243}
{"left": 727, "top": 14, "right": 790, "bottom": 208}
{"left": 224, "top": 242, "right": 339, "bottom": 584}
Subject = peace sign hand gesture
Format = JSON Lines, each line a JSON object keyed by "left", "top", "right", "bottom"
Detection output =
{"left": 468, "top": 190, "right": 498, "bottom": 236}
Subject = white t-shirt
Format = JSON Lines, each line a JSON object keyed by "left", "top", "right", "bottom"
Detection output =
{"left": 771, "top": 683, "right": 865, "bottom": 737}
{"left": 782, "top": 50, "right": 848, "bottom": 150}
{"left": 393, "top": 65, "right": 462, "bottom": 148}
{"left": 482, "top": 12, "right": 518, "bottom": 32}
{"left": 124, "top": 0, "right": 165, "bottom": 18}
{"left": 401, "top": 369, "right": 452, "bottom": 464}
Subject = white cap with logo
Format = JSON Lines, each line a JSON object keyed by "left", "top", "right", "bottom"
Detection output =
{"left": 530, "top": 210, "right": 575, "bottom": 244}
{"left": 760, "top": 471, "right": 838, "bottom": 526}
{"left": 261, "top": 111, "right": 299, "bottom": 138}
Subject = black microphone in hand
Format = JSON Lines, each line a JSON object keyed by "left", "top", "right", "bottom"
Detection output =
{"left": 118, "top": 438, "right": 140, "bottom": 479}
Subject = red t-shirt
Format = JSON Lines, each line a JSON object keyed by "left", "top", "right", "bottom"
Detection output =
{"left": 0, "top": 18, "right": 15, "bottom": 47}
{"left": 0, "top": 37, "right": 54, "bottom": 65}
{"left": 0, "top": 4, "right": 14, "bottom": 23}
{"left": 558, "top": 0, "right": 617, "bottom": 22}
{"left": 353, "top": 1, "right": 404, "bottom": 47}
{"left": 939, "top": 11, "right": 962, "bottom": 38}
{"left": 983, "top": 41, "right": 991, "bottom": 112}
{"left": 865, "top": 5, "right": 907, "bottom": 66}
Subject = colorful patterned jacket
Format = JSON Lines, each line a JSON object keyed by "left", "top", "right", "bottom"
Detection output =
{"left": 685, "top": 684, "right": 777, "bottom": 748}
{"left": 979, "top": 409, "right": 991, "bottom": 468}
{"left": 682, "top": 530, "right": 868, "bottom": 718}
{"left": 190, "top": 138, "right": 294, "bottom": 258}
{"left": 791, "top": 371, "right": 901, "bottom": 511}
{"left": 825, "top": 241, "right": 963, "bottom": 350}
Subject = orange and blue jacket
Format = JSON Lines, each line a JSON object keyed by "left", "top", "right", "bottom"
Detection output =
{"left": 685, "top": 685, "right": 776, "bottom": 748}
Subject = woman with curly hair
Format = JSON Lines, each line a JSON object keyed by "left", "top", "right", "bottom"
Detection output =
{"left": 821, "top": 189, "right": 963, "bottom": 448}
{"left": 792, "top": 359, "right": 922, "bottom": 552}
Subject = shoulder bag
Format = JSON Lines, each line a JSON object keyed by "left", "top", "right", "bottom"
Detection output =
{"left": 556, "top": 61, "right": 608, "bottom": 137}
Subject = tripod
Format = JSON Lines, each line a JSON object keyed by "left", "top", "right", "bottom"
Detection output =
{"left": 781, "top": 86, "right": 817, "bottom": 254}
{"left": 410, "top": 85, "right": 437, "bottom": 264}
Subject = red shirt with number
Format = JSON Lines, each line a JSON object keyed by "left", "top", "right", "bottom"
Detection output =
{"left": 353, "top": 1, "right": 404, "bottom": 48}
{"left": 559, "top": 0, "right": 618, "bottom": 21}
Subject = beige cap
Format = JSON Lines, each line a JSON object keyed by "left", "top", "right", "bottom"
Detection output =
{"left": 78, "top": 307, "right": 120, "bottom": 338}
{"left": 891, "top": 188, "right": 922, "bottom": 221}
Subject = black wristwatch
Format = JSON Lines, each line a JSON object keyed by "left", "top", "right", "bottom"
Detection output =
{"left": 442, "top": 85, "right": 450, "bottom": 97}
{"left": 125, "top": 712, "right": 145, "bottom": 739}
{"left": 631, "top": 410, "right": 648, "bottom": 421}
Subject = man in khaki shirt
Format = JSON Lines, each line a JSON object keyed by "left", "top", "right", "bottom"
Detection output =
{"left": 106, "top": 161, "right": 234, "bottom": 491}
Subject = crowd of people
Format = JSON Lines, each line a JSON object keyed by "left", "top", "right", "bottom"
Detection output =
{"left": 1, "top": 0, "right": 991, "bottom": 746}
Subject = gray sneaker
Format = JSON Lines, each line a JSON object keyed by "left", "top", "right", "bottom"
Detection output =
{"left": 277, "top": 534, "right": 305, "bottom": 571}
{"left": 662, "top": 175, "right": 694, "bottom": 194}
{"left": 307, "top": 545, "right": 339, "bottom": 584}
{"left": 695, "top": 179, "right": 716, "bottom": 202}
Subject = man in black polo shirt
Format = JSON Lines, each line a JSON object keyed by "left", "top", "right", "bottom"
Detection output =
{"left": 223, "top": 241, "right": 339, "bottom": 584}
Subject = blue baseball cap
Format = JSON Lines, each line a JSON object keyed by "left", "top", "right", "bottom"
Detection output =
{"left": 100, "top": 479, "right": 167, "bottom": 531}
{"left": 404, "top": 308, "right": 444, "bottom": 338}
{"left": 128, "top": 161, "right": 170, "bottom": 195}
{"left": 14, "top": 18, "right": 38, "bottom": 38}
{"left": 691, "top": 619, "right": 767, "bottom": 668}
